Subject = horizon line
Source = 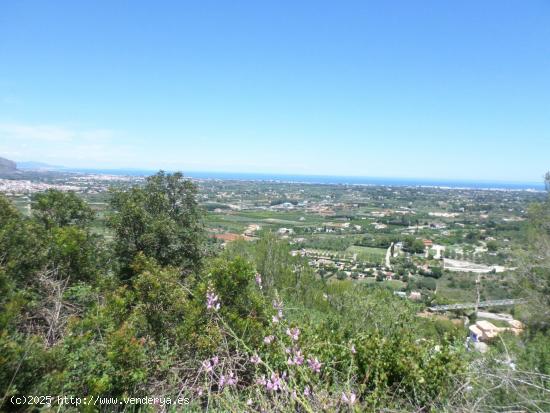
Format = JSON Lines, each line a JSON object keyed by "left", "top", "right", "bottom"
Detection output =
{"left": 15, "top": 162, "right": 546, "bottom": 186}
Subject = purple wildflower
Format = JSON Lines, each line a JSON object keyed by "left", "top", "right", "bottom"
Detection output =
{"left": 226, "top": 371, "right": 238, "bottom": 386}
{"left": 201, "top": 356, "right": 219, "bottom": 373}
{"left": 263, "top": 335, "right": 275, "bottom": 344}
{"left": 286, "top": 327, "right": 300, "bottom": 341}
{"left": 206, "top": 288, "right": 220, "bottom": 311}
{"left": 219, "top": 371, "right": 238, "bottom": 388}
{"left": 201, "top": 359, "right": 213, "bottom": 373}
{"left": 264, "top": 372, "right": 284, "bottom": 392}
{"left": 257, "top": 375, "right": 267, "bottom": 386}
{"left": 287, "top": 348, "right": 304, "bottom": 366}
{"left": 307, "top": 357, "right": 322, "bottom": 374}
{"left": 293, "top": 349, "right": 304, "bottom": 365}
{"left": 304, "top": 385, "right": 311, "bottom": 396}
{"left": 341, "top": 392, "right": 357, "bottom": 405}
{"left": 250, "top": 354, "right": 261, "bottom": 364}
{"left": 272, "top": 315, "right": 280, "bottom": 323}
{"left": 350, "top": 344, "right": 356, "bottom": 354}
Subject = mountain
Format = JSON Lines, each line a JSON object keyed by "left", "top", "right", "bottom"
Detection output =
{"left": 17, "top": 161, "right": 64, "bottom": 171}
{"left": 0, "top": 156, "right": 17, "bottom": 173}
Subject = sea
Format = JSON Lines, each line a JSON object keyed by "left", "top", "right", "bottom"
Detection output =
{"left": 54, "top": 168, "right": 546, "bottom": 191}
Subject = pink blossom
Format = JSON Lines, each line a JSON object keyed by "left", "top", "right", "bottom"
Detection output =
{"left": 350, "top": 344, "right": 356, "bottom": 354}
{"left": 341, "top": 391, "right": 357, "bottom": 405}
{"left": 206, "top": 288, "right": 220, "bottom": 311}
{"left": 264, "top": 372, "right": 284, "bottom": 392}
{"left": 293, "top": 349, "right": 304, "bottom": 365}
{"left": 257, "top": 375, "right": 267, "bottom": 386}
{"left": 287, "top": 348, "right": 304, "bottom": 365}
{"left": 263, "top": 335, "right": 275, "bottom": 344}
{"left": 201, "top": 356, "right": 219, "bottom": 373}
{"left": 304, "top": 385, "right": 311, "bottom": 396}
{"left": 286, "top": 327, "right": 300, "bottom": 341}
{"left": 250, "top": 354, "right": 261, "bottom": 364}
{"left": 307, "top": 357, "right": 322, "bottom": 374}
{"left": 202, "top": 359, "right": 213, "bottom": 373}
{"left": 219, "top": 371, "right": 238, "bottom": 388}
{"left": 226, "top": 371, "right": 238, "bottom": 386}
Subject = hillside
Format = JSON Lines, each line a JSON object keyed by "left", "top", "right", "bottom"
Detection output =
{"left": 0, "top": 156, "right": 17, "bottom": 172}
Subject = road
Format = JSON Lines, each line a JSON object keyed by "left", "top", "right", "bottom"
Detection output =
{"left": 477, "top": 311, "right": 514, "bottom": 321}
{"left": 428, "top": 298, "right": 526, "bottom": 312}
{"left": 385, "top": 242, "right": 393, "bottom": 269}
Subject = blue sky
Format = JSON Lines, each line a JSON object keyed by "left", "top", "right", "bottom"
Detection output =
{"left": 0, "top": 1, "right": 549, "bottom": 182}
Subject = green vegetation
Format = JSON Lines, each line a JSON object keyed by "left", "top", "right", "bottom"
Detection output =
{"left": 345, "top": 245, "right": 386, "bottom": 262}
{"left": 0, "top": 171, "right": 548, "bottom": 412}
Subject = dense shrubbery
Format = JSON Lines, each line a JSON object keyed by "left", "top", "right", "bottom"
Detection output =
{"left": 0, "top": 171, "right": 549, "bottom": 412}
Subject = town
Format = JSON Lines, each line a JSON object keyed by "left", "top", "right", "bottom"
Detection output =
{"left": 2, "top": 162, "right": 543, "bottom": 349}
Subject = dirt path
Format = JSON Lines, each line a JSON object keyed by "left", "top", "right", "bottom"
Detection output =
{"left": 385, "top": 242, "right": 393, "bottom": 269}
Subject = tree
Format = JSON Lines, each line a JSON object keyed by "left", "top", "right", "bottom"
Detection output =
{"left": 336, "top": 270, "right": 347, "bottom": 280}
{"left": 109, "top": 171, "right": 205, "bottom": 278}
{"left": 519, "top": 175, "right": 550, "bottom": 331}
{"left": 428, "top": 266, "right": 443, "bottom": 279}
{"left": 417, "top": 277, "right": 437, "bottom": 290}
{"left": 30, "top": 190, "right": 104, "bottom": 284}
{"left": 0, "top": 195, "right": 46, "bottom": 283}
{"left": 32, "top": 190, "right": 94, "bottom": 229}
{"left": 403, "top": 237, "right": 425, "bottom": 254}
{"left": 48, "top": 226, "right": 104, "bottom": 283}
{"left": 486, "top": 240, "right": 498, "bottom": 252}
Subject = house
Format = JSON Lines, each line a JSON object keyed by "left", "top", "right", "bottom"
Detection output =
{"left": 468, "top": 325, "right": 484, "bottom": 342}
{"left": 409, "top": 291, "right": 422, "bottom": 301}
{"left": 508, "top": 319, "right": 523, "bottom": 330}
{"left": 469, "top": 320, "right": 500, "bottom": 342}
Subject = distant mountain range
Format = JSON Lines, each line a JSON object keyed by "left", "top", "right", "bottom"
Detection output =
{"left": 0, "top": 156, "right": 17, "bottom": 172}
{"left": 0, "top": 156, "right": 544, "bottom": 191}
{"left": 17, "top": 161, "right": 65, "bottom": 171}
{"left": 0, "top": 156, "right": 66, "bottom": 178}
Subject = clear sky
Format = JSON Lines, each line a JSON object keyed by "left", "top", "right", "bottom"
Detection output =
{"left": 0, "top": 1, "right": 549, "bottom": 182}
